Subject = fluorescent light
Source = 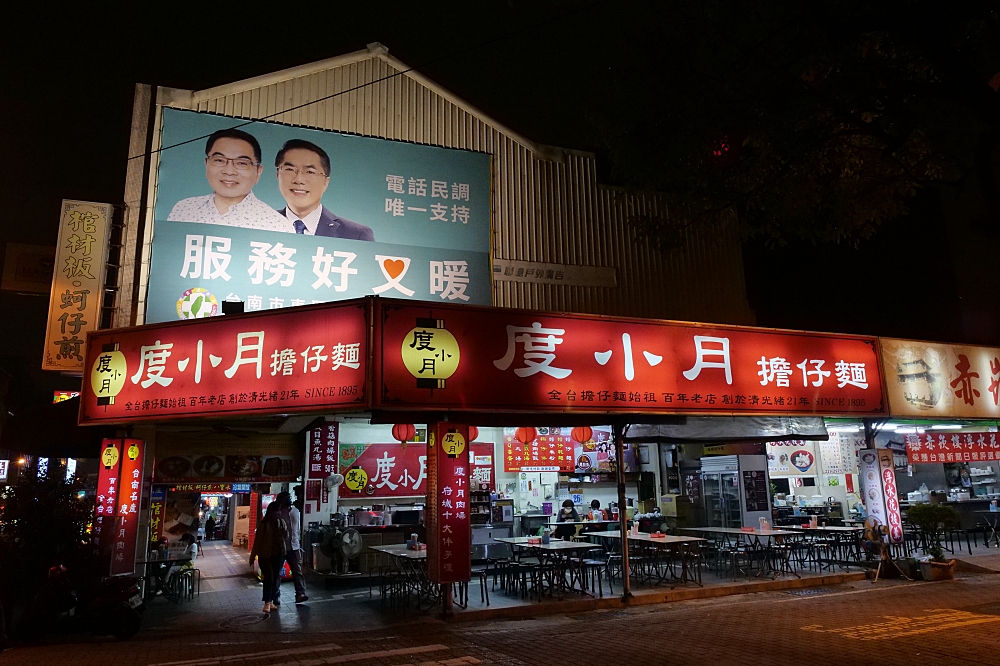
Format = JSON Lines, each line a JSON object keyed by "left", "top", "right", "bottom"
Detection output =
{"left": 930, "top": 425, "right": 962, "bottom": 430}
{"left": 827, "top": 426, "right": 860, "bottom": 433}
{"left": 879, "top": 423, "right": 903, "bottom": 430}
{"left": 895, "top": 427, "right": 917, "bottom": 434}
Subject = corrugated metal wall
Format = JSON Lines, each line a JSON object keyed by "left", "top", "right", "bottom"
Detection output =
{"left": 179, "top": 56, "right": 754, "bottom": 325}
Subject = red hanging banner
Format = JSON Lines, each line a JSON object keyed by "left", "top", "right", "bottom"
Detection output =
{"left": 111, "top": 439, "right": 145, "bottom": 575}
{"left": 427, "top": 423, "right": 471, "bottom": 585}
{"left": 94, "top": 439, "right": 123, "bottom": 573}
{"left": 339, "top": 442, "right": 494, "bottom": 497}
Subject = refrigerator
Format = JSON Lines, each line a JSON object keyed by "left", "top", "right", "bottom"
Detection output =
{"left": 700, "top": 455, "right": 772, "bottom": 528}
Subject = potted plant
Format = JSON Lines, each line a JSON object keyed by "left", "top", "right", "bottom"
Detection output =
{"left": 905, "top": 503, "right": 960, "bottom": 581}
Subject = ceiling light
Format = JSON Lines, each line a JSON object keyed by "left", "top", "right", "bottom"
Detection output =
{"left": 930, "top": 425, "right": 962, "bottom": 430}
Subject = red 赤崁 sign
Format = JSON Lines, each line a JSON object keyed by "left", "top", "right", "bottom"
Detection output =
{"left": 111, "top": 438, "right": 145, "bottom": 575}
{"left": 80, "top": 300, "right": 368, "bottom": 424}
{"left": 905, "top": 432, "right": 1000, "bottom": 463}
{"left": 375, "top": 301, "right": 886, "bottom": 415}
{"left": 339, "top": 441, "right": 494, "bottom": 497}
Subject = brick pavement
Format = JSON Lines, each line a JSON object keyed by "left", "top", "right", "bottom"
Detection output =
{"left": 5, "top": 574, "right": 1000, "bottom": 665}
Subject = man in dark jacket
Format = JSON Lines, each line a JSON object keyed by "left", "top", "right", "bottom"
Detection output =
{"left": 274, "top": 139, "right": 375, "bottom": 240}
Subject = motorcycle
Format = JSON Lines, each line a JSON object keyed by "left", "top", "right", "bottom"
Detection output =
{"left": 22, "top": 565, "right": 145, "bottom": 640}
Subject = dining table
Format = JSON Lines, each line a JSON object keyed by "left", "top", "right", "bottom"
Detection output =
{"left": 681, "top": 526, "right": 799, "bottom": 579}
{"left": 137, "top": 555, "right": 190, "bottom": 600}
{"left": 369, "top": 543, "right": 438, "bottom": 608}
{"left": 586, "top": 530, "right": 707, "bottom": 586}
{"left": 493, "top": 536, "right": 602, "bottom": 597}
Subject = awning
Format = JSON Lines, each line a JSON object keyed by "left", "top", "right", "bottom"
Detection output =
{"left": 624, "top": 416, "right": 829, "bottom": 443}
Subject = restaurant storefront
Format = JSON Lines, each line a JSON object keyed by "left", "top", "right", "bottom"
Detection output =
{"left": 80, "top": 295, "right": 900, "bottom": 605}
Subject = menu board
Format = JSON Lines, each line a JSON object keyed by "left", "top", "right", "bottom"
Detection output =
{"left": 742, "top": 470, "right": 769, "bottom": 513}
{"left": 503, "top": 430, "right": 575, "bottom": 472}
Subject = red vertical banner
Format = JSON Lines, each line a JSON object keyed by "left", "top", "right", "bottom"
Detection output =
{"left": 428, "top": 423, "right": 471, "bottom": 585}
{"left": 112, "top": 439, "right": 145, "bottom": 575}
{"left": 877, "top": 449, "right": 904, "bottom": 544}
{"left": 248, "top": 491, "right": 259, "bottom": 553}
{"left": 94, "top": 439, "right": 123, "bottom": 573}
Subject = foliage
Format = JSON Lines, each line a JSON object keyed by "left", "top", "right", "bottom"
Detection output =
{"left": 0, "top": 472, "right": 97, "bottom": 604}
{"left": 589, "top": 1, "right": 1000, "bottom": 249}
{"left": 905, "top": 502, "right": 960, "bottom": 561}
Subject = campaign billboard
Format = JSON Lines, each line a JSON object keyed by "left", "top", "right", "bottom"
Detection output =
{"left": 145, "top": 109, "right": 492, "bottom": 323}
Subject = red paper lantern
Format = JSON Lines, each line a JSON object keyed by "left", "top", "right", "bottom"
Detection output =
{"left": 392, "top": 423, "right": 416, "bottom": 444}
{"left": 514, "top": 427, "right": 537, "bottom": 444}
{"left": 468, "top": 426, "right": 479, "bottom": 442}
{"left": 571, "top": 426, "right": 593, "bottom": 444}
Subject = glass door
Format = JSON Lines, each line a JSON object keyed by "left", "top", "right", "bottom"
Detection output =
{"left": 721, "top": 472, "right": 743, "bottom": 528}
{"left": 703, "top": 473, "right": 724, "bottom": 527}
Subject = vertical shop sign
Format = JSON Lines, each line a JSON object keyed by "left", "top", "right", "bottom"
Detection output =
{"left": 308, "top": 422, "right": 338, "bottom": 478}
{"left": 877, "top": 449, "right": 904, "bottom": 543}
{"left": 428, "top": 423, "right": 471, "bottom": 585}
{"left": 149, "top": 486, "right": 166, "bottom": 544}
{"left": 43, "top": 200, "right": 112, "bottom": 371}
{"left": 112, "top": 439, "right": 145, "bottom": 575}
{"left": 858, "top": 450, "right": 888, "bottom": 538}
{"left": 248, "top": 491, "right": 260, "bottom": 553}
{"left": 94, "top": 439, "right": 122, "bottom": 572}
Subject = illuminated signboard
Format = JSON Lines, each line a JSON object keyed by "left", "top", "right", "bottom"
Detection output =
{"left": 144, "top": 109, "right": 491, "bottom": 324}
{"left": 376, "top": 300, "right": 886, "bottom": 416}
{"left": 80, "top": 299, "right": 367, "bottom": 424}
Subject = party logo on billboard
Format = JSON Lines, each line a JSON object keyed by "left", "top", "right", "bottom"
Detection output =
{"left": 176, "top": 287, "right": 219, "bottom": 319}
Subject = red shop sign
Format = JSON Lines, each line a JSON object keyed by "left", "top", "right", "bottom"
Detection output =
{"left": 376, "top": 300, "right": 886, "bottom": 416}
{"left": 340, "top": 441, "right": 494, "bottom": 497}
{"left": 905, "top": 432, "right": 1000, "bottom": 464}
{"left": 80, "top": 300, "right": 368, "bottom": 424}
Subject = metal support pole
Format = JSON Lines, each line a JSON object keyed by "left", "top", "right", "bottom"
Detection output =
{"left": 614, "top": 423, "right": 632, "bottom": 599}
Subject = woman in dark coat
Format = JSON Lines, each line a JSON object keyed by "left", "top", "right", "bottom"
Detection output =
{"left": 249, "top": 502, "right": 288, "bottom": 613}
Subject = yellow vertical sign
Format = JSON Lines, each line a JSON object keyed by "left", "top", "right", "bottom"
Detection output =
{"left": 42, "top": 200, "right": 112, "bottom": 371}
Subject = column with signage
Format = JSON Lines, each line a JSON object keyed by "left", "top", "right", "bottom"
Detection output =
{"left": 112, "top": 439, "right": 145, "bottom": 575}
{"left": 95, "top": 439, "right": 122, "bottom": 574}
{"left": 307, "top": 422, "right": 338, "bottom": 510}
{"left": 426, "top": 423, "right": 471, "bottom": 613}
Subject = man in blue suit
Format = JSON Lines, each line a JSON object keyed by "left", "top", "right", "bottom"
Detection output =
{"left": 274, "top": 139, "right": 375, "bottom": 241}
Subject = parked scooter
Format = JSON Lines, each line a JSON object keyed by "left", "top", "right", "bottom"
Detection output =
{"left": 22, "top": 565, "right": 144, "bottom": 640}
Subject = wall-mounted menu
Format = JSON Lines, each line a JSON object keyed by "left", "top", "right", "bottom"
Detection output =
{"left": 742, "top": 470, "right": 769, "bottom": 513}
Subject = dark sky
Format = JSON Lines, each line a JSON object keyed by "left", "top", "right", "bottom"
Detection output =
{"left": 0, "top": 2, "right": 983, "bottom": 413}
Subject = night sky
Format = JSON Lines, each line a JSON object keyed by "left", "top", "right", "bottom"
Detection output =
{"left": 0, "top": 3, "right": 990, "bottom": 414}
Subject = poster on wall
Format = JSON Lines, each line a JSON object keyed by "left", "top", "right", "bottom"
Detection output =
{"left": 144, "top": 109, "right": 492, "bottom": 324}
{"left": 904, "top": 431, "right": 1000, "bottom": 463}
{"left": 766, "top": 441, "right": 818, "bottom": 476}
{"left": 338, "top": 441, "right": 494, "bottom": 497}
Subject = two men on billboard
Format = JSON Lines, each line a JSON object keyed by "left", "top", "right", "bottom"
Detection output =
{"left": 274, "top": 139, "right": 375, "bottom": 240}
{"left": 168, "top": 130, "right": 374, "bottom": 241}
{"left": 168, "top": 129, "right": 289, "bottom": 230}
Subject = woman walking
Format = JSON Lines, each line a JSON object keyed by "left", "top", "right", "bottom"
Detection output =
{"left": 249, "top": 502, "right": 288, "bottom": 613}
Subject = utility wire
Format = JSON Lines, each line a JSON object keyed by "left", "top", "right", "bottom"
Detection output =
{"left": 131, "top": 1, "right": 607, "bottom": 161}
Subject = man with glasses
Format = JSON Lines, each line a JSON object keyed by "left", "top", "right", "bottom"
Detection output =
{"left": 168, "top": 128, "right": 289, "bottom": 230}
{"left": 274, "top": 139, "right": 375, "bottom": 240}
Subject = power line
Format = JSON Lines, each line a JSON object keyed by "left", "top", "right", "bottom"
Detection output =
{"left": 132, "top": 1, "right": 607, "bottom": 161}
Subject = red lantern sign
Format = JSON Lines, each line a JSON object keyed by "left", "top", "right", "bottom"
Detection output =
{"left": 391, "top": 423, "right": 417, "bottom": 444}
{"left": 468, "top": 426, "right": 480, "bottom": 442}
{"left": 571, "top": 426, "right": 593, "bottom": 444}
{"left": 515, "top": 427, "right": 537, "bottom": 444}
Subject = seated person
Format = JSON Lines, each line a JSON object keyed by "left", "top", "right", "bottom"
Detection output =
{"left": 164, "top": 533, "right": 198, "bottom": 590}
{"left": 552, "top": 499, "right": 580, "bottom": 539}
{"left": 587, "top": 499, "right": 608, "bottom": 521}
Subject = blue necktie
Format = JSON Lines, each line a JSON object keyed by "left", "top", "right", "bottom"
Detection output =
{"left": 293, "top": 219, "right": 306, "bottom": 234}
